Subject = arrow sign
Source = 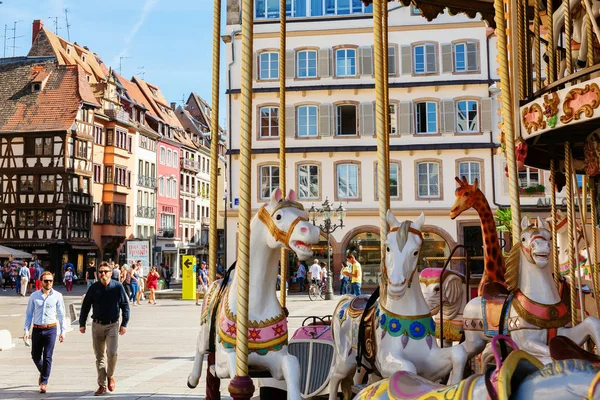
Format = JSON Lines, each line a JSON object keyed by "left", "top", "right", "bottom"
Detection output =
{"left": 184, "top": 258, "right": 193, "bottom": 268}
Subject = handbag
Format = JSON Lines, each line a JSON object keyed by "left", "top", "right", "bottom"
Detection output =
{"left": 73, "top": 274, "right": 78, "bottom": 280}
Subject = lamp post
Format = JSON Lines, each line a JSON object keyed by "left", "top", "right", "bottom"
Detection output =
{"left": 308, "top": 198, "right": 346, "bottom": 300}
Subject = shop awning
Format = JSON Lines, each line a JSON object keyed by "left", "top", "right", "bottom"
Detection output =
{"left": 71, "top": 244, "right": 99, "bottom": 251}
{"left": 0, "top": 244, "right": 33, "bottom": 259}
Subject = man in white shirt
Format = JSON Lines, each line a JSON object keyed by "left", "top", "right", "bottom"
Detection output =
{"left": 23, "top": 271, "right": 66, "bottom": 393}
{"left": 309, "top": 259, "right": 322, "bottom": 284}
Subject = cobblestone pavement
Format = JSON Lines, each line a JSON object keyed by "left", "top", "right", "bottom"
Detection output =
{"left": 0, "top": 284, "right": 343, "bottom": 399}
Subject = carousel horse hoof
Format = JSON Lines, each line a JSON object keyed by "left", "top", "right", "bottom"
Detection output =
{"left": 577, "top": 59, "right": 587, "bottom": 69}
{"left": 187, "top": 380, "right": 197, "bottom": 389}
{"left": 387, "top": 371, "right": 445, "bottom": 399}
{"left": 550, "top": 335, "right": 600, "bottom": 364}
{"left": 543, "top": 52, "right": 549, "bottom": 64}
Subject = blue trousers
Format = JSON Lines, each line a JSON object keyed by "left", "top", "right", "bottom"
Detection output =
{"left": 339, "top": 278, "right": 349, "bottom": 295}
{"left": 298, "top": 278, "right": 305, "bottom": 292}
{"left": 130, "top": 283, "right": 139, "bottom": 302}
{"left": 351, "top": 282, "right": 361, "bottom": 296}
{"left": 15, "top": 277, "right": 20, "bottom": 294}
{"left": 31, "top": 326, "right": 57, "bottom": 384}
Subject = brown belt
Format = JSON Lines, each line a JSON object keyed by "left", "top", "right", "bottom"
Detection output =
{"left": 33, "top": 323, "right": 56, "bottom": 329}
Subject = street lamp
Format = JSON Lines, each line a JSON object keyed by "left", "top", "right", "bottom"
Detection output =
{"left": 308, "top": 198, "right": 346, "bottom": 300}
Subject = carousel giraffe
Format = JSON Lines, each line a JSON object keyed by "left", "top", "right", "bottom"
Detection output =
{"left": 450, "top": 176, "right": 505, "bottom": 296}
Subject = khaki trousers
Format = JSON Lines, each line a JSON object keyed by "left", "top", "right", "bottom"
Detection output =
{"left": 92, "top": 321, "right": 119, "bottom": 387}
{"left": 20, "top": 277, "right": 28, "bottom": 295}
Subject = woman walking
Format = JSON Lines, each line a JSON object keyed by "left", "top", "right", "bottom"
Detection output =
{"left": 63, "top": 267, "right": 74, "bottom": 292}
{"left": 135, "top": 264, "right": 145, "bottom": 304}
{"left": 129, "top": 267, "right": 140, "bottom": 305}
{"left": 146, "top": 266, "right": 159, "bottom": 305}
{"left": 120, "top": 266, "right": 131, "bottom": 300}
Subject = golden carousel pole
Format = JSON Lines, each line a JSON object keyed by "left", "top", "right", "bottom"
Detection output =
{"left": 546, "top": 0, "right": 556, "bottom": 83}
{"left": 591, "top": 181, "right": 600, "bottom": 318}
{"left": 534, "top": 0, "right": 541, "bottom": 92}
{"left": 564, "top": 0, "right": 573, "bottom": 75}
{"left": 565, "top": 143, "right": 578, "bottom": 327}
{"left": 587, "top": 14, "right": 594, "bottom": 68}
{"left": 382, "top": 0, "right": 390, "bottom": 205}
{"left": 207, "top": 0, "right": 222, "bottom": 396}
{"left": 498, "top": 0, "right": 522, "bottom": 240}
{"left": 374, "top": 0, "right": 390, "bottom": 305}
{"left": 228, "top": 0, "right": 255, "bottom": 397}
{"left": 278, "top": 0, "right": 288, "bottom": 309}
{"left": 550, "top": 160, "right": 560, "bottom": 289}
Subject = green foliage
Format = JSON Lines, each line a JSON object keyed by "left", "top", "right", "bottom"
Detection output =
{"left": 522, "top": 184, "right": 545, "bottom": 194}
{"left": 495, "top": 208, "right": 512, "bottom": 232}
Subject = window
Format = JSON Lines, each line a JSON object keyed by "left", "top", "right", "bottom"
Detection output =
{"left": 19, "top": 175, "right": 35, "bottom": 193}
{"left": 413, "top": 43, "right": 437, "bottom": 74}
{"left": 297, "top": 50, "right": 317, "bottom": 78}
{"left": 389, "top": 104, "right": 397, "bottom": 135}
{"left": 259, "top": 52, "right": 279, "bottom": 80}
{"left": 336, "top": 104, "right": 357, "bottom": 136}
{"left": 72, "top": 176, "right": 79, "bottom": 192}
{"left": 114, "top": 167, "right": 128, "bottom": 186}
{"left": 93, "top": 164, "right": 101, "bottom": 183}
{"left": 260, "top": 165, "right": 280, "bottom": 199}
{"left": 167, "top": 149, "right": 172, "bottom": 166}
{"left": 115, "top": 129, "right": 128, "bottom": 150}
{"left": 75, "top": 140, "right": 88, "bottom": 158}
{"left": 336, "top": 163, "right": 359, "bottom": 199}
{"left": 174, "top": 151, "right": 178, "bottom": 166}
{"left": 18, "top": 210, "right": 35, "bottom": 227}
{"left": 454, "top": 42, "right": 478, "bottom": 72}
{"left": 160, "top": 147, "right": 166, "bottom": 164}
{"left": 34, "top": 138, "right": 53, "bottom": 156}
{"left": 159, "top": 177, "right": 165, "bottom": 196}
{"left": 171, "top": 179, "right": 177, "bottom": 198}
{"left": 415, "top": 102, "right": 438, "bottom": 134}
{"left": 37, "top": 210, "right": 54, "bottom": 227}
{"left": 456, "top": 100, "right": 479, "bottom": 133}
{"left": 375, "top": 163, "right": 400, "bottom": 198}
{"left": 458, "top": 161, "right": 481, "bottom": 184}
{"left": 39, "top": 175, "right": 55, "bottom": 192}
{"left": 255, "top": 0, "right": 280, "bottom": 18}
{"left": 82, "top": 178, "right": 89, "bottom": 194}
{"left": 298, "top": 164, "right": 319, "bottom": 199}
{"left": 166, "top": 179, "right": 171, "bottom": 198}
{"left": 518, "top": 167, "right": 540, "bottom": 188}
{"left": 259, "top": 107, "right": 279, "bottom": 138}
{"left": 31, "top": 83, "right": 41, "bottom": 93}
{"left": 255, "top": 0, "right": 372, "bottom": 19}
{"left": 297, "top": 106, "right": 318, "bottom": 137}
{"left": 104, "top": 166, "right": 113, "bottom": 184}
{"left": 417, "top": 162, "right": 440, "bottom": 198}
{"left": 94, "top": 126, "right": 103, "bottom": 145}
{"left": 336, "top": 49, "right": 356, "bottom": 77}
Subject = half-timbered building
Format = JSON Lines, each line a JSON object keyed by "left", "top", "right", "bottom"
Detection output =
{"left": 0, "top": 57, "right": 101, "bottom": 276}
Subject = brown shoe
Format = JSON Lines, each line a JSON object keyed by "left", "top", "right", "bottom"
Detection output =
{"left": 108, "top": 377, "right": 115, "bottom": 392}
{"left": 94, "top": 386, "right": 107, "bottom": 396}
{"left": 39, "top": 384, "right": 47, "bottom": 393}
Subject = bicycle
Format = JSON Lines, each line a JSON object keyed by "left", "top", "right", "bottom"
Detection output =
{"left": 308, "top": 279, "right": 327, "bottom": 301}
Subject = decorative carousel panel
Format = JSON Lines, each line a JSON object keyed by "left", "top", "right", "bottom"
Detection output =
{"left": 520, "top": 79, "right": 600, "bottom": 140}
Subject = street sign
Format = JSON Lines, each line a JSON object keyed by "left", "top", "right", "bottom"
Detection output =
{"left": 181, "top": 255, "right": 196, "bottom": 300}
{"left": 234, "top": 198, "right": 239, "bottom": 206}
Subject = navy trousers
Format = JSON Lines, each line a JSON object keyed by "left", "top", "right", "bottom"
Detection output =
{"left": 31, "top": 326, "right": 57, "bottom": 384}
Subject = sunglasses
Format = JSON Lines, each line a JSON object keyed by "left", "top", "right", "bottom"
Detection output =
{"left": 98, "top": 270, "right": 111, "bottom": 274}
{"left": 43, "top": 280, "right": 53, "bottom": 283}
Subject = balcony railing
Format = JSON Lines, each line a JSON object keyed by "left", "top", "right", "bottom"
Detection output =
{"left": 137, "top": 175, "right": 156, "bottom": 189}
{"left": 105, "top": 108, "right": 130, "bottom": 124}
{"left": 158, "top": 229, "right": 175, "bottom": 238}
{"left": 180, "top": 158, "right": 201, "bottom": 172}
{"left": 136, "top": 206, "right": 156, "bottom": 218}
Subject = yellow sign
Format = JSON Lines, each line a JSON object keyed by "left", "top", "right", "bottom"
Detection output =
{"left": 182, "top": 255, "right": 196, "bottom": 300}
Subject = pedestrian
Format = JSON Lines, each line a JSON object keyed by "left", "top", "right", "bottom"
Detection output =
{"left": 2, "top": 264, "right": 11, "bottom": 290}
{"left": 196, "top": 261, "right": 209, "bottom": 306}
{"left": 86, "top": 260, "right": 97, "bottom": 289}
{"left": 320, "top": 262, "right": 328, "bottom": 291}
{"left": 111, "top": 263, "right": 120, "bottom": 281}
{"left": 28, "top": 262, "right": 36, "bottom": 292}
{"left": 163, "top": 264, "right": 171, "bottom": 289}
{"left": 146, "top": 266, "right": 159, "bottom": 305}
{"left": 121, "top": 266, "right": 132, "bottom": 300}
{"left": 296, "top": 261, "right": 306, "bottom": 292}
{"left": 34, "top": 262, "right": 44, "bottom": 291}
{"left": 339, "top": 261, "right": 351, "bottom": 296}
{"left": 23, "top": 271, "right": 66, "bottom": 393}
{"left": 135, "top": 262, "right": 145, "bottom": 303}
{"left": 309, "top": 259, "right": 321, "bottom": 292}
{"left": 343, "top": 252, "right": 362, "bottom": 296}
{"left": 79, "top": 261, "right": 130, "bottom": 396}
{"left": 62, "top": 260, "right": 74, "bottom": 281}
{"left": 63, "top": 267, "right": 74, "bottom": 292}
{"left": 19, "top": 261, "right": 31, "bottom": 296}
{"left": 11, "top": 263, "right": 19, "bottom": 293}
{"left": 129, "top": 266, "right": 140, "bottom": 305}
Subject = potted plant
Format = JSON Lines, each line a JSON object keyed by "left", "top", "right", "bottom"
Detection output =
{"left": 520, "top": 184, "right": 545, "bottom": 195}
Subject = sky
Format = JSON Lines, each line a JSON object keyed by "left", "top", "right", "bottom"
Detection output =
{"left": 0, "top": 0, "right": 228, "bottom": 128}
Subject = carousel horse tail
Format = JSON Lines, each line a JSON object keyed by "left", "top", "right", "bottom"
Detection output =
{"left": 208, "top": 261, "right": 237, "bottom": 352}
{"left": 356, "top": 286, "right": 380, "bottom": 377}
{"left": 550, "top": 335, "right": 600, "bottom": 363}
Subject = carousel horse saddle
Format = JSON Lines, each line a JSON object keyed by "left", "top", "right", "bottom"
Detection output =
{"left": 386, "top": 371, "right": 446, "bottom": 400}
{"left": 482, "top": 282, "right": 511, "bottom": 336}
{"left": 348, "top": 295, "right": 370, "bottom": 318}
{"left": 550, "top": 335, "right": 600, "bottom": 364}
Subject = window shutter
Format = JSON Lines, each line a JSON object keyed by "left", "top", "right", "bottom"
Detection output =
{"left": 253, "top": 52, "right": 258, "bottom": 81}
{"left": 359, "top": 46, "right": 374, "bottom": 76}
{"left": 285, "top": 106, "right": 295, "bottom": 138}
{"left": 426, "top": 45, "right": 437, "bottom": 72}
{"left": 286, "top": 50, "right": 295, "bottom": 79}
{"left": 400, "top": 45, "right": 411, "bottom": 75}
{"left": 481, "top": 98, "right": 493, "bottom": 132}
{"left": 388, "top": 46, "right": 397, "bottom": 75}
{"left": 398, "top": 101, "right": 413, "bottom": 134}
{"left": 318, "top": 48, "right": 330, "bottom": 77}
{"left": 360, "top": 102, "right": 375, "bottom": 136}
{"left": 319, "top": 104, "right": 332, "bottom": 136}
{"left": 441, "top": 100, "right": 455, "bottom": 133}
{"left": 467, "top": 42, "right": 479, "bottom": 71}
{"left": 441, "top": 44, "right": 452, "bottom": 73}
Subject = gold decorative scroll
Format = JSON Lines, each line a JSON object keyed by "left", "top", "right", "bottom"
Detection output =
{"left": 543, "top": 92, "right": 560, "bottom": 117}
{"left": 522, "top": 103, "right": 546, "bottom": 133}
{"left": 560, "top": 83, "right": 600, "bottom": 124}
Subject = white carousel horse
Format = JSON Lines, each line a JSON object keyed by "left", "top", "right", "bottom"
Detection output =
{"left": 327, "top": 212, "right": 467, "bottom": 400}
{"left": 462, "top": 217, "right": 600, "bottom": 365}
{"left": 186, "top": 188, "right": 320, "bottom": 400}
{"left": 420, "top": 268, "right": 467, "bottom": 345}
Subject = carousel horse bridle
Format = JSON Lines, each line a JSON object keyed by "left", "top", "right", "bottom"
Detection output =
{"left": 385, "top": 224, "right": 424, "bottom": 288}
{"left": 257, "top": 199, "right": 308, "bottom": 250}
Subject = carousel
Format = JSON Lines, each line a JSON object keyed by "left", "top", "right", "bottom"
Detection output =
{"left": 188, "top": 0, "right": 600, "bottom": 398}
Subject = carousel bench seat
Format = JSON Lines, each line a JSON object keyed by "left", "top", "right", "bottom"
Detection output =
{"left": 549, "top": 335, "right": 600, "bottom": 363}
{"left": 208, "top": 364, "right": 273, "bottom": 378}
{"left": 386, "top": 371, "right": 445, "bottom": 399}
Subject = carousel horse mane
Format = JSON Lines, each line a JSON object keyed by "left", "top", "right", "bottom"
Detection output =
{"left": 393, "top": 220, "right": 413, "bottom": 251}
{"left": 380, "top": 220, "right": 414, "bottom": 302}
{"left": 505, "top": 244, "right": 522, "bottom": 292}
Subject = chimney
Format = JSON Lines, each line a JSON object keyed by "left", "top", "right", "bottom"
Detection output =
{"left": 32, "top": 20, "right": 43, "bottom": 45}
{"left": 171, "top": 102, "right": 177, "bottom": 111}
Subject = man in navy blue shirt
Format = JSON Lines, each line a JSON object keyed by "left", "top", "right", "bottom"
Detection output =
{"left": 79, "top": 261, "right": 129, "bottom": 396}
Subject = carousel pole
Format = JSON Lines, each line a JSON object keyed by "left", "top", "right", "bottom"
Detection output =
{"left": 534, "top": 0, "right": 541, "bottom": 91}
{"left": 382, "top": 0, "right": 390, "bottom": 206}
{"left": 571, "top": 170, "right": 586, "bottom": 321}
{"left": 498, "top": 0, "right": 522, "bottom": 240}
{"left": 546, "top": 0, "right": 556, "bottom": 83}
{"left": 587, "top": 14, "right": 594, "bottom": 68}
{"left": 550, "top": 160, "right": 561, "bottom": 289}
{"left": 591, "top": 180, "right": 600, "bottom": 318}
{"left": 517, "top": 0, "right": 526, "bottom": 99}
{"left": 564, "top": 0, "right": 573, "bottom": 75}
{"left": 228, "top": 0, "right": 255, "bottom": 397}
{"left": 278, "top": 0, "right": 288, "bottom": 308}
{"left": 565, "top": 142, "right": 578, "bottom": 326}
{"left": 374, "top": 0, "right": 389, "bottom": 306}
{"left": 207, "top": 0, "right": 222, "bottom": 397}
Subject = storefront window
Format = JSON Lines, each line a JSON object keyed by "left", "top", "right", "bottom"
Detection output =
{"left": 418, "top": 231, "right": 450, "bottom": 271}
{"left": 347, "top": 232, "right": 381, "bottom": 287}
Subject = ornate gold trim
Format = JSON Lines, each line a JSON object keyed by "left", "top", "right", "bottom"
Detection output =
{"left": 511, "top": 292, "right": 571, "bottom": 329}
{"left": 522, "top": 103, "right": 546, "bottom": 133}
{"left": 379, "top": 304, "right": 431, "bottom": 320}
{"left": 223, "top": 288, "right": 286, "bottom": 328}
{"left": 560, "top": 83, "right": 600, "bottom": 124}
{"left": 543, "top": 91, "right": 560, "bottom": 118}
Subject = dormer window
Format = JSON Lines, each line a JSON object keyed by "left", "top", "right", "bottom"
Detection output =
{"left": 81, "top": 53, "right": 87, "bottom": 63}
{"left": 66, "top": 45, "right": 72, "bottom": 55}
{"left": 31, "top": 83, "right": 41, "bottom": 93}
{"left": 86, "top": 75, "right": 91, "bottom": 82}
